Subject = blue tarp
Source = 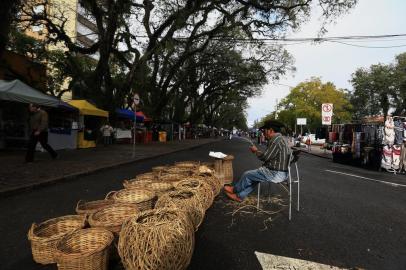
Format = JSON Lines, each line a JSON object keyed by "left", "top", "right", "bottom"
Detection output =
{"left": 116, "top": 108, "right": 144, "bottom": 122}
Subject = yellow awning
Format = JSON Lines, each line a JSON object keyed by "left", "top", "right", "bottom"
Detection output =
{"left": 68, "top": 100, "right": 108, "bottom": 117}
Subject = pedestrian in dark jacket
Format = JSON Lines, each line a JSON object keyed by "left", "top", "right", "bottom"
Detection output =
{"left": 224, "top": 120, "right": 291, "bottom": 202}
{"left": 25, "top": 104, "right": 57, "bottom": 162}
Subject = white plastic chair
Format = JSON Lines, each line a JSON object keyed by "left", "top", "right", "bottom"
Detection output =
{"left": 256, "top": 151, "right": 300, "bottom": 220}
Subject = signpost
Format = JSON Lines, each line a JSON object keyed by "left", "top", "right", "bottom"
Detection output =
{"left": 132, "top": 93, "right": 140, "bottom": 158}
{"left": 321, "top": 103, "right": 333, "bottom": 125}
{"left": 296, "top": 118, "right": 306, "bottom": 135}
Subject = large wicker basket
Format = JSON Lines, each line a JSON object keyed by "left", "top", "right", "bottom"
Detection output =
{"left": 75, "top": 199, "right": 114, "bottom": 216}
{"left": 174, "top": 177, "right": 214, "bottom": 210}
{"left": 109, "top": 189, "right": 156, "bottom": 211}
{"left": 28, "top": 215, "right": 86, "bottom": 265}
{"left": 158, "top": 173, "right": 184, "bottom": 184}
{"left": 222, "top": 155, "right": 234, "bottom": 184}
{"left": 54, "top": 228, "right": 114, "bottom": 270}
{"left": 88, "top": 203, "right": 139, "bottom": 234}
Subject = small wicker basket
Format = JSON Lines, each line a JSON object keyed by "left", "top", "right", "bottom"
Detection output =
{"left": 136, "top": 172, "right": 157, "bottom": 181}
{"left": 174, "top": 177, "right": 214, "bottom": 210}
{"left": 88, "top": 203, "right": 139, "bottom": 234}
{"left": 75, "top": 199, "right": 114, "bottom": 216}
{"left": 145, "top": 181, "right": 174, "bottom": 197}
{"left": 158, "top": 173, "right": 184, "bottom": 183}
{"left": 174, "top": 161, "right": 200, "bottom": 168}
{"left": 109, "top": 189, "right": 156, "bottom": 211}
{"left": 123, "top": 178, "right": 153, "bottom": 189}
{"left": 151, "top": 165, "right": 169, "bottom": 173}
{"left": 54, "top": 228, "right": 114, "bottom": 270}
{"left": 164, "top": 166, "right": 193, "bottom": 175}
{"left": 28, "top": 215, "right": 86, "bottom": 265}
{"left": 222, "top": 155, "right": 234, "bottom": 184}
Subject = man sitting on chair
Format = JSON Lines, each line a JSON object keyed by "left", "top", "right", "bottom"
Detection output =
{"left": 224, "top": 120, "right": 291, "bottom": 202}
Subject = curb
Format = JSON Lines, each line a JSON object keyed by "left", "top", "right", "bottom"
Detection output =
{"left": 0, "top": 139, "right": 221, "bottom": 198}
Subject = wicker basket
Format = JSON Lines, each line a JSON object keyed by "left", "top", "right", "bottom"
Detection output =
{"left": 136, "top": 172, "right": 157, "bottom": 181}
{"left": 151, "top": 165, "right": 169, "bottom": 173}
{"left": 109, "top": 189, "right": 156, "bottom": 211}
{"left": 75, "top": 200, "right": 114, "bottom": 216}
{"left": 88, "top": 203, "right": 139, "bottom": 234}
{"left": 156, "top": 190, "right": 205, "bottom": 231}
{"left": 164, "top": 166, "right": 193, "bottom": 175}
{"left": 118, "top": 208, "right": 194, "bottom": 270}
{"left": 174, "top": 177, "right": 214, "bottom": 210}
{"left": 123, "top": 178, "right": 153, "bottom": 189}
{"left": 28, "top": 215, "right": 86, "bottom": 265}
{"left": 145, "top": 181, "right": 174, "bottom": 196}
{"left": 54, "top": 228, "right": 114, "bottom": 270}
{"left": 223, "top": 155, "right": 234, "bottom": 184}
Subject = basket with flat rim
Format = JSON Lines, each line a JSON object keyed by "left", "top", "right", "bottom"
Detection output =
{"left": 88, "top": 203, "right": 139, "bottom": 234}
{"left": 163, "top": 166, "right": 193, "bottom": 175}
{"left": 151, "top": 165, "right": 169, "bottom": 173}
{"left": 28, "top": 215, "right": 86, "bottom": 265}
{"left": 123, "top": 178, "right": 154, "bottom": 189}
{"left": 158, "top": 173, "right": 184, "bottom": 184}
{"left": 135, "top": 172, "right": 157, "bottom": 181}
{"left": 75, "top": 199, "right": 114, "bottom": 216}
{"left": 54, "top": 228, "right": 114, "bottom": 270}
{"left": 107, "top": 188, "right": 156, "bottom": 211}
{"left": 222, "top": 155, "right": 234, "bottom": 184}
{"left": 174, "top": 177, "right": 214, "bottom": 210}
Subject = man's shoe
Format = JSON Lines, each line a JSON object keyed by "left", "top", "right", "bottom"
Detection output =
{"left": 225, "top": 191, "right": 242, "bottom": 202}
{"left": 224, "top": 185, "right": 234, "bottom": 193}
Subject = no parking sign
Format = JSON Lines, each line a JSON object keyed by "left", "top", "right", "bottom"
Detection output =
{"left": 322, "top": 103, "right": 333, "bottom": 125}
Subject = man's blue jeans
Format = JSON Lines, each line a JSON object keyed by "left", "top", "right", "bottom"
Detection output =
{"left": 233, "top": 167, "right": 288, "bottom": 200}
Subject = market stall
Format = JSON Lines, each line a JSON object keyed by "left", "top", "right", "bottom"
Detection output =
{"left": 0, "top": 79, "right": 78, "bottom": 150}
{"left": 68, "top": 100, "right": 108, "bottom": 148}
{"left": 115, "top": 109, "right": 144, "bottom": 143}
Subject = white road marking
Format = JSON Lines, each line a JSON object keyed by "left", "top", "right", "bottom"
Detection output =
{"left": 325, "top": 169, "right": 406, "bottom": 188}
{"left": 255, "top": 251, "right": 347, "bottom": 270}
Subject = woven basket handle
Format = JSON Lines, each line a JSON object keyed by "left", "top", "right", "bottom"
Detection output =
{"left": 76, "top": 200, "right": 85, "bottom": 211}
{"left": 27, "top": 223, "right": 37, "bottom": 240}
{"left": 105, "top": 191, "right": 116, "bottom": 200}
{"left": 123, "top": 180, "right": 129, "bottom": 188}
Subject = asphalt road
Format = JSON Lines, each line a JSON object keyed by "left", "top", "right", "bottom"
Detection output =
{"left": 1, "top": 138, "right": 405, "bottom": 270}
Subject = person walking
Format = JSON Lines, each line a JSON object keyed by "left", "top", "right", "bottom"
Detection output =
{"left": 25, "top": 104, "right": 57, "bottom": 163}
{"left": 224, "top": 120, "right": 291, "bottom": 202}
{"left": 100, "top": 122, "right": 114, "bottom": 146}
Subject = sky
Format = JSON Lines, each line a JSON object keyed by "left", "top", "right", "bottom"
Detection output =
{"left": 247, "top": 0, "right": 406, "bottom": 127}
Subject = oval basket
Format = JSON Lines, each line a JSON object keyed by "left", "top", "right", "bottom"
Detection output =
{"left": 75, "top": 200, "right": 114, "bottom": 216}
{"left": 174, "top": 177, "right": 214, "bottom": 210}
{"left": 27, "top": 215, "right": 86, "bottom": 265}
{"left": 136, "top": 172, "right": 157, "bottom": 181}
{"left": 174, "top": 161, "right": 200, "bottom": 168}
{"left": 151, "top": 165, "right": 169, "bottom": 173}
{"left": 110, "top": 189, "right": 156, "bottom": 211}
{"left": 54, "top": 228, "right": 114, "bottom": 270}
{"left": 118, "top": 208, "right": 194, "bottom": 270}
{"left": 164, "top": 166, "right": 193, "bottom": 175}
{"left": 88, "top": 203, "right": 139, "bottom": 234}
{"left": 158, "top": 173, "right": 184, "bottom": 183}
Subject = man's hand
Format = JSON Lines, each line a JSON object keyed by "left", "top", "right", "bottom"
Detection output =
{"left": 34, "top": 131, "right": 40, "bottom": 136}
{"left": 250, "top": 145, "right": 258, "bottom": 153}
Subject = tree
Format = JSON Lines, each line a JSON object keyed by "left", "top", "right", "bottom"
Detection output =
{"left": 18, "top": 0, "right": 358, "bottom": 116}
{"left": 350, "top": 64, "right": 395, "bottom": 118}
{"left": 264, "top": 78, "right": 352, "bottom": 132}
{"left": 0, "top": 0, "right": 23, "bottom": 56}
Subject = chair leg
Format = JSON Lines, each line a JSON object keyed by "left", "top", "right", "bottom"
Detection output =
{"left": 296, "top": 163, "right": 300, "bottom": 212}
{"left": 257, "top": 182, "right": 261, "bottom": 209}
{"left": 288, "top": 168, "right": 292, "bottom": 220}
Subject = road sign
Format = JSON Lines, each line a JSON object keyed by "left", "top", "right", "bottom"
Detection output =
{"left": 322, "top": 103, "right": 333, "bottom": 125}
{"left": 297, "top": 118, "right": 307, "bottom": 125}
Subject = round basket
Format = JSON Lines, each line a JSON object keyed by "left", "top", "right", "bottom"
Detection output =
{"left": 145, "top": 181, "right": 174, "bottom": 196}
{"left": 118, "top": 208, "right": 194, "bottom": 270}
{"left": 174, "top": 161, "right": 200, "bottom": 168}
{"left": 164, "top": 166, "right": 193, "bottom": 175}
{"left": 155, "top": 190, "right": 205, "bottom": 231}
{"left": 27, "top": 215, "right": 86, "bottom": 265}
{"left": 123, "top": 178, "right": 153, "bottom": 189}
{"left": 75, "top": 199, "right": 114, "bottom": 216}
{"left": 88, "top": 203, "right": 139, "bottom": 234}
{"left": 196, "top": 165, "right": 215, "bottom": 176}
{"left": 110, "top": 189, "right": 156, "bottom": 211}
{"left": 54, "top": 228, "right": 114, "bottom": 270}
{"left": 174, "top": 177, "right": 214, "bottom": 210}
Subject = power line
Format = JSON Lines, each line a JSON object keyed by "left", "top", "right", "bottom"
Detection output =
{"left": 327, "top": 40, "right": 406, "bottom": 49}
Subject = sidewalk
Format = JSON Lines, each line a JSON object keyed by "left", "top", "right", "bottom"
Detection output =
{"left": 0, "top": 138, "right": 221, "bottom": 196}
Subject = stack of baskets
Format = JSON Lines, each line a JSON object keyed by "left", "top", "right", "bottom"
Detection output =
{"left": 28, "top": 159, "right": 226, "bottom": 270}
